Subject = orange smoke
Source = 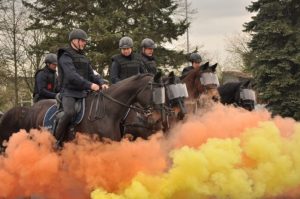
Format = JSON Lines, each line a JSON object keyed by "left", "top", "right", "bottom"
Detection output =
{"left": 0, "top": 104, "right": 299, "bottom": 199}
{"left": 0, "top": 129, "right": 168, "bottom": 198}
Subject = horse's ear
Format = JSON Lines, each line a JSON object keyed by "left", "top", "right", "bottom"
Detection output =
{"left": 242, "top": 79, "right": 251, "bottom": 88}
{"left": 201, "top": 62, "right": 209, "bottom": 71}
{"left": 251, "top": 80, "right": 256, "bottom": 88}
{"left": 168, "top": 71, "right": 176, "bottom": 83}
{"left": 168, "top": 71, "right": 175, "bottom": 77}
{"left": 210, "top": 63, "right": 218, "bottom": 72}
{"left": 154, "top": 71, "right": 162, "bottom": 82}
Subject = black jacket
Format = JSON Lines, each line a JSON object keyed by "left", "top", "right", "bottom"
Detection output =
{"left": 33, "top": 66, "right": 58, "bottom": 102}
{"left": 141, "top": 53, "right": 157, "bottom": 75}
{"left": 57, "top": 46, "right": 105, "bottom": 98}
{"left": 110, "top": 53, "right": 145, "bottom": 84}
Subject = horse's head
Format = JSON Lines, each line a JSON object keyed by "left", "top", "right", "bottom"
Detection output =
{"left": 134, "top": 73, "right": 169, "bottom": 131}
{"left": 235, "top": 79, "right": 256, "bottom": 111}
{"left": 163, "top": 71, "right": 188, "bottom": 120}
{"left": 134, "top": 73, "right": 164, "bottom": 108}
{"left": 183, "top": 62, "right": 220, "bottom": 102}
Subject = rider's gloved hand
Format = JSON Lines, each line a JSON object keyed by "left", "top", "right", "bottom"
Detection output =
{"left": 91, "top": 83, "right": 100, "bottom": 91}
{"left": 101, "top": 84, "right": 109, "bottom": 90}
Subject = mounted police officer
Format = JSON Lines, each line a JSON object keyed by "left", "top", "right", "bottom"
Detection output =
{"left": 54, "top": 28, "right": 109, "bottom": 145}
{"left": 140, "top": 38, "right": 157, "bottom": 75}
{"left": 110, "top": 36, "right": 145, "bottom": 84}
{"left": 33, "top": 53, "right": 59, "bottom": 102}
{"left": 181, "top": 52, "right": 202, "bottom": 77}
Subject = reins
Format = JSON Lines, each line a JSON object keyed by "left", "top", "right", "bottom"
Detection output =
{"left": 88, "top": 80, "right": 155, "bottom": 121}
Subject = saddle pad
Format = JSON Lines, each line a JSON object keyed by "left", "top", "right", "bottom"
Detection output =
{"left": 43, "top": 99, "right": 85, "bottom": 131}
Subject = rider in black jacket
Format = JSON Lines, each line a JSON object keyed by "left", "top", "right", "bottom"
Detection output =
{"left": 33, "top": 53, "right": 59, "bottom": 102}
{"left": 54, "top": 28, "right": 109, "bottom": 145}
{"left": 181, "top": 52, "right": 202, "bottom": 77}
{"left": 110, "top": 36, "right": 145, "bottom": 84}
{"left": 140, "top": 38, "right": 157, "bottom": 75}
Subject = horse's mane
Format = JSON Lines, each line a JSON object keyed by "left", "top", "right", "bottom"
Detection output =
{"left": 84, "top": 74, "right": 154, "bottom": 98}
{"left": 181, "top": 67, "right": 199, "bottom": 86}
{"left": 106, "top": 74, "right": 154, "bottom": 92}
{"left": 218, "top": 79, "right": 253, "bottom": 95}
{"left": 162, "top": 71, "right": 181, "bottom": 84}
{"left": 218, "top": 81, "right": 243, "bottom": 103}
{"left": 184, "top": 67, "right": 199, "bottom": 79}
{"left": 182, "top": 62, "right": 214, "bottom": 81}
{"left": 218, "top": 82, "right": 242, "bottom": 94}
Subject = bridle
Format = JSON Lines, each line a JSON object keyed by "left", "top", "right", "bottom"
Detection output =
{"left": 88, "top": 78, "right": 170, "bottom": 128}
{"left": 236, "top": 85, "right": 256, "bottom": 110}
{"left": 185, "top": 70, "right": 220, "bottom": 113}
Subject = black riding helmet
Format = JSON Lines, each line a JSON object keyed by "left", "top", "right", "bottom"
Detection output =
{"left": 189, "top": 53, "right": 202, "bottom": 63}
{"left": 44, "top": 53, "right": 57, "bottom": 64}
{"left": 68, "top": 29, "right": 88, "bottom": 41}
{"left": 119, "top": 36, "right": 133, "bottom": 48}
{"left": 141, "top": 38, "right": 156, "bottom": 49}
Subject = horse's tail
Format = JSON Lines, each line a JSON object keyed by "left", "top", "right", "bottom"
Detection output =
{"left": 0, "top": 112, "right": 4, "bottom": 125}
{"left": 0, "top": 109, "right": 11, "bottom": 146}
{"left": 0, "top": 113, "right": 4, "bottom": 143}
{"left": 0, "top": 106, "right": 30, "bottom": 146}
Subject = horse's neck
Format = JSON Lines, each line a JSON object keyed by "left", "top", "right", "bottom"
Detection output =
{"left": 184, "top": 74, "right": 201, "bottom": 100}
{"left": 219, "top": 83, "right": 240, "bottom": 103}
{"left": 110, "top": 83, "right": 143, "bottom": 104}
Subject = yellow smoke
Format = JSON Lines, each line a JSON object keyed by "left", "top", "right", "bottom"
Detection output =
{"left": 91, "top": 121, "right": 300, "bottom": 199}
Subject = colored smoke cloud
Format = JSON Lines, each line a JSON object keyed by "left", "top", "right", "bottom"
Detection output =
{"left": 0, "top": 104, "right": 299, "bottom": 199}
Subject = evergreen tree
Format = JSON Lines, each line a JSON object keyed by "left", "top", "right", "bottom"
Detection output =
{"left": 22, "top": 0, "right": 188, "bottom": 76}
{"left": 244, "top": 0, "right": 300, "bottom": 120}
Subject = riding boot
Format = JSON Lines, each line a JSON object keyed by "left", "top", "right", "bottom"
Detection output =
{"left": 53, "top": 116, "right": 70, "bottom": 144}
{"left": 67, "top": 126, "right": 76, "bottom": 141}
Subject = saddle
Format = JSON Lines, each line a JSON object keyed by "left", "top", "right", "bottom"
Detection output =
{"left": 43, "top": 94, "right": 85, "bottom": 134}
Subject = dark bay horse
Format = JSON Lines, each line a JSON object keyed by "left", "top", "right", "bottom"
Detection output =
{"left": 218, "top": 79, "right": 256, "bottom": 111}
{"left": 0, "top": 74, "right": 163, "bottom": 145}
{"left": 181, "top": 62, "right": 220, "bottom": 113}
{"left": 121, "top": 72, "right": 187, "bottom": 139}
{"left": 0, "top": 106, "right": 33, "bottom": 144}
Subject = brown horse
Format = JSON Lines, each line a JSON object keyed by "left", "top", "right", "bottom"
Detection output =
{"left": 181, "top": 62, "right": 220, "bottom": 113}
{"left": 0, "top": 74, "right": 164, "bottom": 145}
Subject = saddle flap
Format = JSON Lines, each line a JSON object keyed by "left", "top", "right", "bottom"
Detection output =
{"left": 43, "top": 99, "right": 85, "bottom": 132}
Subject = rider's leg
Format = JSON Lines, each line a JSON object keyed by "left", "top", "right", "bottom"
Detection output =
{"left": 54, "top": 96, "right": 76, "bottom": 144}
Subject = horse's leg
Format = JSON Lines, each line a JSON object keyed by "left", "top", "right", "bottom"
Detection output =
{"left": 123, "top": 110, "right": 156, "bottom": 140}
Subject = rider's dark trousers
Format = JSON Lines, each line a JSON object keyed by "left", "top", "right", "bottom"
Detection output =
{"left": 54, "top": 96, "right": 77, "bottom": 141}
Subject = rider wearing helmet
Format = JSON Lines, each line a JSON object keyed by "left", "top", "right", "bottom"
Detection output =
{"left": 33, "top": 53, "right": 59, "bottom": 102}
{"left": 54, "top": 28, "right": 109, "bottom": 145}
{"left": 181, "top": 52, "right": 202, "bottom": 77}
{"left": 110, "top": 36, "right": 145, "bottom": 84}
{"left": 140, "top": 38, "right": 157, "bottom": 75}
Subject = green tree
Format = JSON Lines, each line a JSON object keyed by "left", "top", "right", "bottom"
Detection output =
{"left": 244, "top": 0, "right": 300, "bottom": 120}
{"left": 22, "top": 0, "right": 189, "bottom": 77}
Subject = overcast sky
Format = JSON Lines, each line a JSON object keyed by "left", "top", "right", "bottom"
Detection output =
{"left": 172, "top": 0, "right": 254, "bottom": 68}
